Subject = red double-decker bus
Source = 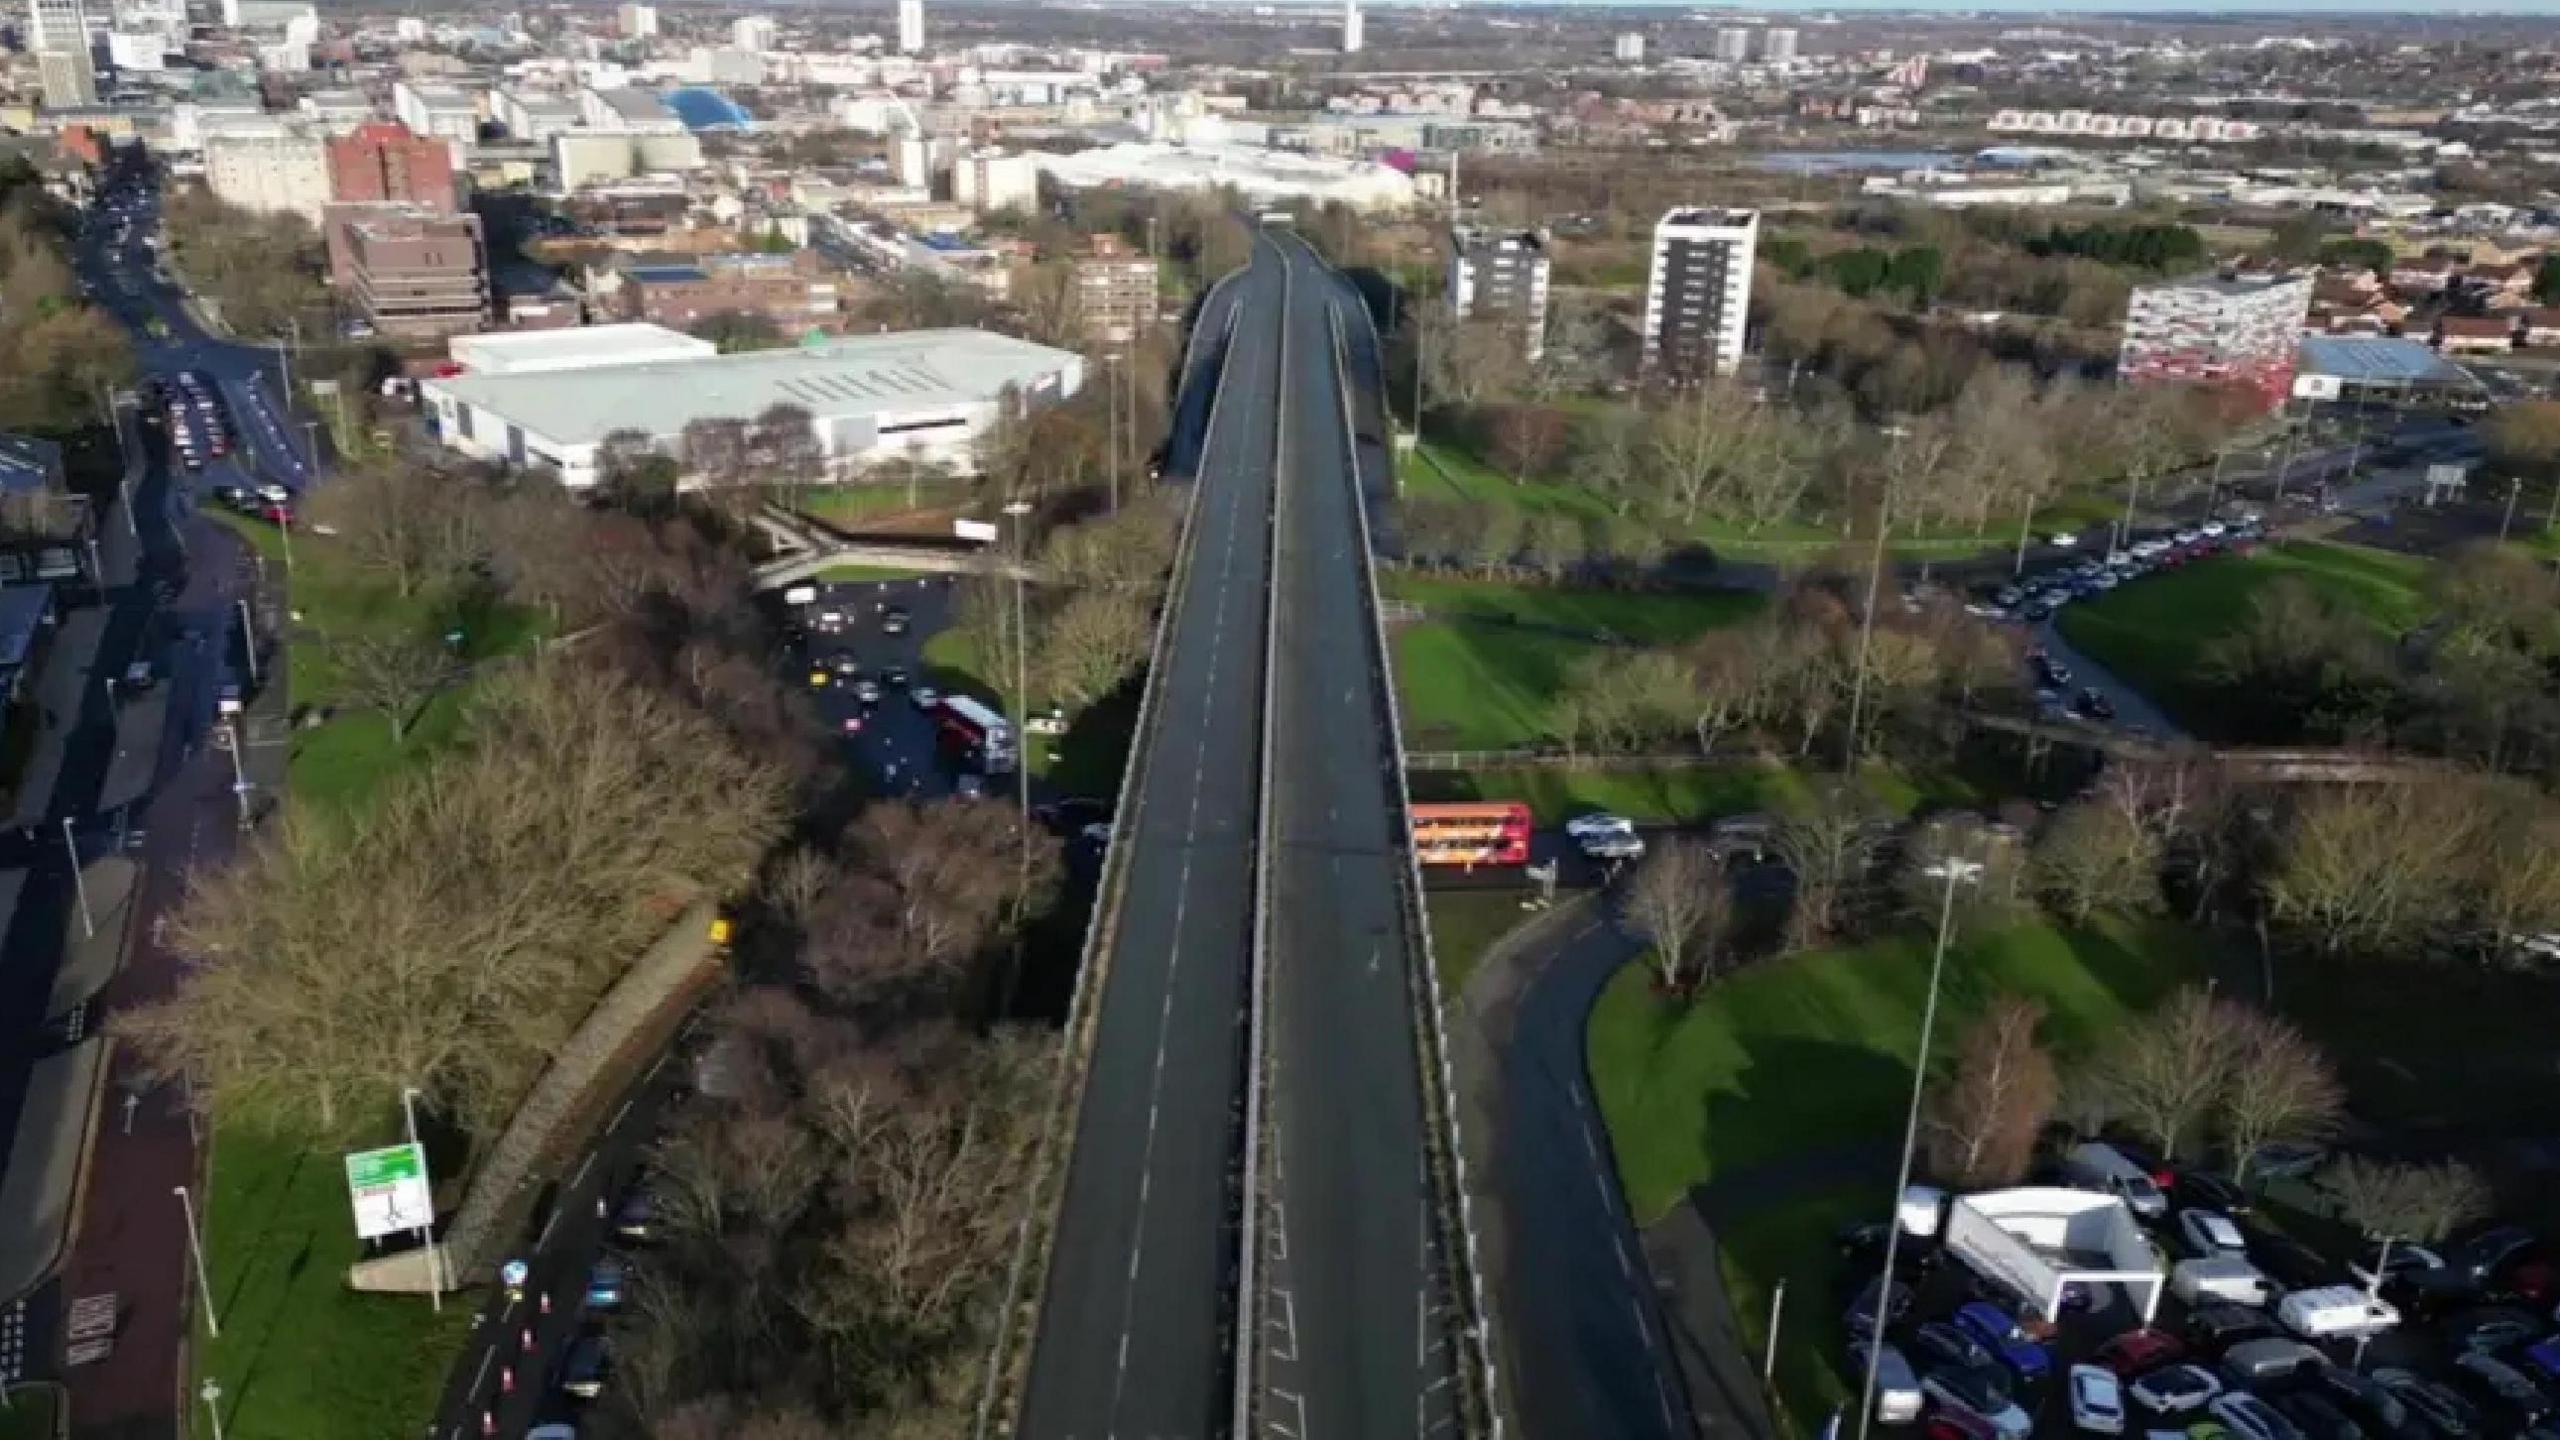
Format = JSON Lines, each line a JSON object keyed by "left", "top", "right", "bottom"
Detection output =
{"left": 1408, "top": 801, "right": 1532, "bottom": 868}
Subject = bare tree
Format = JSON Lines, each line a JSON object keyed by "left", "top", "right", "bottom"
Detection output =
{"left": 2032, "top": 801, "right": 2162, "bottom": 924}
{"left": 2220, "top": 1010, "right": 2345, "bottom": 1185}
{"left": 1923, "top": 997, "right": 2058, "bottom": 1189}
{"left": 1624, "top": 837, "right": 1726, "bottom": 989}
{"left": 2267, "top": 784, "right": 2483, "bottom": 955}
{"left": 1033, "top": 588, "right": 1154, "bottom": 710}
{"left": 323, "top": 627, "right": 458, "bottom": 744}
{"left": 2323, "top": 1155, "right": 2492, "bottom": 1246}
{"left": 2079, "top": 987, "right": 2237, "bottom": 1164}
{"left": 1774, "top": 779, "right": 1882, "bottom": 948}
{"left": 305, "top": 461, "right": 486, "bottom": 599}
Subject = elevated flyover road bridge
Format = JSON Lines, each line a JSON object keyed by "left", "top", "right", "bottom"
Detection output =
{"left": 1011, "top": 234, "right": 1286, "bottom": 1439}
{"left": 1002, "top": 228, "right": 1493, "bottom": 1440}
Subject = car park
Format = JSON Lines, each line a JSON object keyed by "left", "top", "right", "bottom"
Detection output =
{"left": 2063, "top": 1143, "right": 2170, "bottom": 1219}
{"left": 1845, "top": 1275, "right": 1915, "bottom": 1338}
{"left": 2187, "top": 1302, "right": 2281, "bottom": 1354}
{"left": 2354, "top": 1243, "right": 2446, "bottom": 1291}
{"left": 1847, "top": 1339, "right": 1925, "bottom": 1424}
{"left": 2277, "top": 1286, "right": 2400, "bottom": 1341}
{"left": 1954, "top": 1301, "right": 2053, "bottom": 1382}
{"left": 2301, "top": 1365, "right": 2416, "bottom": 1438}
{"left": 1910, "top": 1320, "right": 1998, "bottom": 1374}
{"left": 2131, "top": 1364, "right": 2224, "bottom": 1416}
{"left": 1923, "top": 1365, "right": 2033, "bottom": 1440}
{"left": 2179, "top": 1211, "right": 2250, "bottom": 1259}
{"left": 2211, "top": 1390, "right": 2306, "bottom": 1440}
{"left": 2096, "top": 1328, "right": 2185, "bottom": 1377}
{"left": 2271, "top": 1390, "right": 2364, "bottom": 1440}
{"left": 2073, "top": 1364, "right": 2129, "bottom": 1434}
{"left": 2221, "top": 1337, "right": 2326, "bottom": 1385}
{"left": 2450, "top": 1352, "right": 2558, "bottom": 1427}
{"left": 2174, "top": 1256, "right": 2278, "bottom": 1309}
{"left": 2374, "top": 1369, "right": 2481, "bottom": 1438}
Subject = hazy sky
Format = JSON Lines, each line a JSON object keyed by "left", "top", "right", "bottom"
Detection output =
{"left": 1533, "top": 0, "right": 2560, "bottom": 12}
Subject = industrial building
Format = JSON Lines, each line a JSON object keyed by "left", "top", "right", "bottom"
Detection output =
{"left": 420, "top": 328, "right": 1084, "bottom": 488}
{"left": 204, "top": 130, "right": 331, "bottom": 221}
{"left": 599, "top": 252, "right": 844, "bottom": 334}
{"left": 28, "top": 0, "right": 95, "bottom": 108}
{"left": 491, "top": 88, "right": 582, "bottom": 142}
{"left": 1641, "top": 207, "right": 1758, "bottom": 380}
{"left": 391, "top": 81, "right": 479, "bottom": 146}
{"left": 1447, "top": 226, "right": 1550, "bottom": 361}
{"left": 2118, "top": 271, "right": 2313, "bottom": 411}
{"left": 447, "top": 323, "right": 714, "bottom": 375}
{"left": 951, "top": 148, "right": 1037, "bottom": 215}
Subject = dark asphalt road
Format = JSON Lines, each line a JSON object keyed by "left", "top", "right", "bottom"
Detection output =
{"left": 1497, "top": 910, "right": 1699, "bottom": 1440}
{"left": 1258, "top": 238, "right": 1456, "bottom": 1435}
{"left": 1018, "top": 241, "right": 1284, "bottom": 1436}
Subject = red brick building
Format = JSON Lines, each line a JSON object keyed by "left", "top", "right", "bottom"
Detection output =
{"left": 326, "top": 121, "right": 457, "bottom": 211}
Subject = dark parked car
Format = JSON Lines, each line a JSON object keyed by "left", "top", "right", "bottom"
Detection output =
{"left": 1909, "top": 1321, "right": 1999, "bottom": 1376}
{"left": 560, "top": 1332, "right": 612, "bottom": 1400}
{"left": 2448, "top": 1307, "right": 2544, "bottom": 1354}
{"left": 2302, "top": 1365, "right": 2419, "bottom": 1440}
{"left": 2073, "top": 688, "right": 2117, "bottom": 721}
{"left": 2173, "top": 1170, "right": 2253, "bottom": 1217}
{"left": 2449, "top": 1227, "right": 2543, "bottom": 1287}
{"left": 1033, "top": 797, "right": 1114, "bottom": 838}
{"left": 2374, "top": 1371, "right": 2479, "bottom": 1440}
{"left": 2187, "top": 1301, "right": 2280, "bottom": 1353}
{"left": 2274, "top": 1391, "right": 2366, "bottom": 1440}
{"left": 2453, "top": 1353, "right": 2558, "bottom": 1429}
{"left": 609, "top": 1185, "right": 656, "bottom": 1243}
{"left": 2248, "top": 1230, "right": 2340, "bottom": 1293}
{"left": 2096, "top": 1328, "right": 2186, "bottom": 1378}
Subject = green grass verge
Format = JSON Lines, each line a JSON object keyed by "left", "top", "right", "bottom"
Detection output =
{"left": 0, "top": 1387, "right": 57, "bottom": 1440}
{"left": 814, "top": 562, "right": 933, "bottom": 583}
{"left": 2054, "top": 540, "right": 2431, "bottom": 737}
{"left": 210, "top": 513, "right": 546, "bottom": 811}
{"left": 1422, "top": 888, "right": 1538, "bottom": 996}
{"left": 1721, "top": 1184, "right": 1873, "bottom": 1436}
{"left": 1400, "top": 442, "right": 2120, "bottom": 562}
{"left": 1383, "top": 574, "right": 1763, "bottom": 752}
{"left": 198, "top": 1124, "right": 475, "bottom": 1440}
{"left": 919, "top": 625, "right": 1137, "bottom": 793}
{"left": 791, "top": 479, "right": 980, "bottom": 529}
{"left": 1588, "top": 912, "right": 2206, "bottom": 1224}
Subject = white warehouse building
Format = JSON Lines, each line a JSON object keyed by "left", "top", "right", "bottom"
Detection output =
{"left": 420, "top": 328, "right": 1084, "bottom": 488}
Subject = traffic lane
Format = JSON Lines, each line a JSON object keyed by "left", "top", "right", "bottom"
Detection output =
{"left": 1503, "top": 911, "right": 1694, "bottom": 1440}
{"left": 431, "top": 1039, "right": 698, "bottom": 1440}
{"left": 1266, "top": 252, "right": 1449, "bottom": 1435}
{"left": 1019, "top": 250, "right": 1285, "bottom": 1437}
{"left": 2025, "top": 618, "right": 2188, "bottom": 742}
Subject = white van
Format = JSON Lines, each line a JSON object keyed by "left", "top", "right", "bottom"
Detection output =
{"left": 2062, "top": 1143, "right": 2169, "bottom": 1219}
{"left": 1846, "top": 1339, "right": 1924, "bottom": 1423}
{"left": 2277, "top": 1286, "right": 2400, "bottom": 1340}
{"left": 2171, "top": 1256, "right": 2278, "bottom": 1308}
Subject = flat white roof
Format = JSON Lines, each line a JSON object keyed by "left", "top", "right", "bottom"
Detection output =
{"left": 448, "top": 322, "right": 713, "bottom": 373}
{"left": 427, "top": 327, "right": 1080, "bottom": 448}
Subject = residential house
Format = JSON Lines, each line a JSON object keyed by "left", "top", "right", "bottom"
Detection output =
{"left": 2437, "top": 314, "right": 2517, "bottom": 355}
{"left": 2523, "top": 307, "right": 2560, "bottom": 349}
{"left": 2390, "top": 254, "right": 2459, "bottom": 296}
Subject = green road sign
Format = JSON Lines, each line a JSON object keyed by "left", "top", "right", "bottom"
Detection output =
{"left": 345, "top": 1143, "right": 433, "bottom": 1239}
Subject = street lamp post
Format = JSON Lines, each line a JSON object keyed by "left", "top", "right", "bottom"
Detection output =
{"left": 400, "top": 1086, "right": 445, "bottom": 1311}
{"left": 237, "top": 596, "right": 259, "bottom": 687}
{"left": 176, "top": 1184, "right": 219, "bottom": 1339}
{"left": 1002, "top": 500, "right": 1034, "bottom": 848}
{"left": 1843, "top": 425, "right": 1907, "bottom": 775}
{"left": 199, "top": 1378, "right": 224, "bottom": 1440}
{"left": 1852, "top": 855, "right": 1985, "bottom": 1440}
{"left": 221, "top": 718, "right": 251, "bottom": 830}
{"left": 62, "top": 816, "right": 92, "bottom": 939}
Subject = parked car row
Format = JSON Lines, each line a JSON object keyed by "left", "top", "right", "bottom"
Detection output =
{"left": 1986, "top": 515, "right": 2268, "bottom": 627}
{"left": 1829, "top": 1139, "right": 2560, "bottom": 1440}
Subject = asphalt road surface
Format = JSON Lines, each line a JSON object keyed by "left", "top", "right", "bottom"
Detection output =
{"left": 1018, "top": 239, "right": 1284, "bottom": 1436}
{"left": 1256, "top": 236, "right": 1458, "bottom": 1436}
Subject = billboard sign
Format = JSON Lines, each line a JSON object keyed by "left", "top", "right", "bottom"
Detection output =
{"left": 344, "top": 1143, "right": 433, "bottom": 1241}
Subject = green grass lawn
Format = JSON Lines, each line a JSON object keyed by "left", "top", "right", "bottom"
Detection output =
{"left": 791, "top": 478, "right": 980, "bottom": 530}
{"left": 1400, "top": 442, "right": 2120, "bottom": 562}
{"left": 212, "top": 514, "right": 546, "bottom": 810}
{"left": 921, "top": 624, "right": 1138, "bottom": 794}
{"left": 1719, "top": 1184, "right": 1874, "bottom": 1436}
{"left": 198, "top": 1124, "right": 475, "bottom": 1440}
{"left": 815, "top": 562, "right": 933, "bottom": 583}
{"left": 1588, "top": 912, "right": 2205, "bottom": 1224}
{"left": 2054, "top": 539, "right": 2431, "bottom": 737}
{"left": 0, "top": 1386, "right": 57, "bottom": 1440}
{"left": 1423, "top": 888, "right": 1539, "bottom": 996}
{"left": 1383, "top": 574, "right": 1763, "bottom": 753}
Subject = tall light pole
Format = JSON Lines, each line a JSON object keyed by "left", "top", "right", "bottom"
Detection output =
{"left": 62, "top": 816, "right": 91, "bottom": 939}
{"left": 220, "top": 718, "right": 251, "bottom": 830}
{"left": 1852, "top": 854, "right": 1984, "bottom": 1440}
{"left": 176, "top": 1184, "right": 219, "bottom": 1339}
{"left": 1002, "top": 499, "right": 1034, "bottom": 850}
{"left": 400, "top": 1087, "right": 444, "bottom": 1311}
{"left": 199, "top": 1378, "right": 225, "bottom": 1440}
{"left": 1843, "top": 424, "right": 1907, "bottom": 775}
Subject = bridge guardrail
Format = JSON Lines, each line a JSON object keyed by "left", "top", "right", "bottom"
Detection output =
{"left": 973, "top": 268, "right": 1246, "bottom": 1440}
{"left": 1324, "top": 284, "right": 1504, "bottom": 1440}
